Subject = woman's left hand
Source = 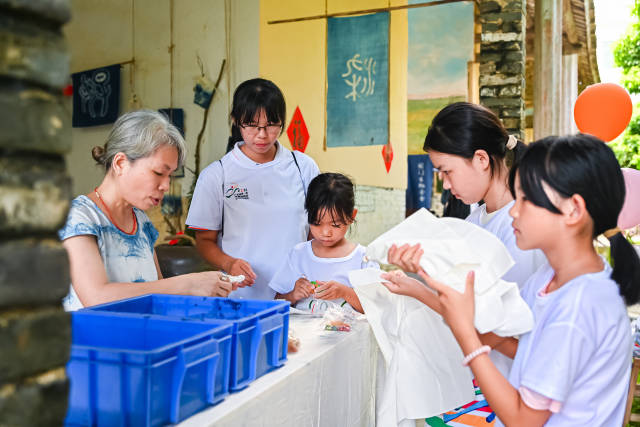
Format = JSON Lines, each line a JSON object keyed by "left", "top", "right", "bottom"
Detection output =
{"left": 420, "top": 270, "right": 477, "bottom": 340}
{"left": 315, "top": 281, "right": 346, "bottom": 300}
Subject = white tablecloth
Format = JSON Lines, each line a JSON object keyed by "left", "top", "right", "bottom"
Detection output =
{"left": 178, "top": 316, "right": 378, "bottom": 427}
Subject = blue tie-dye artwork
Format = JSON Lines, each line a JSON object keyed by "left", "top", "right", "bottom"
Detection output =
{"left": 58, "top": 195, "right": 159, "bottom": 311}
{"left": 327, "top": 12, "right": 389, "bottom": 147}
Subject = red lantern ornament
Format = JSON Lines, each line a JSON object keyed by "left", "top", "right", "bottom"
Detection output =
{"left": 382, "top": 140, "right": 393, "bottom": 173}
{"left": 286, "top": 106, "right": 310, "bottom": 152}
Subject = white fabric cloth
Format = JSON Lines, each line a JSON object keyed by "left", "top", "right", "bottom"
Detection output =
{"left": 177, "top": 316, "right": 378, "bottom": 427}
{"left": 186, "top": 141, "right": 319, "bottom": 300}
{"left": 350, "top": 268, "right": 475, "bottom": 427}
{"left": 466, "top": 201, "right": 547, "bottom": 290}
{"left": 497, "top": 261, "right": 632, "bottom": 427}
{"left": 365, "top": 208, "right": 534, "bottom": 337}
{"left": 268, "top": 241, "right": 378, "bottom": 313}
{"left": 58, "top": 195, "right": 159, "bottom": 311}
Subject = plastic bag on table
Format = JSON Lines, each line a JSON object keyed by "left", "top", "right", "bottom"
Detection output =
{"left": 321, "top": 302, "right": 359, "bottom": 332}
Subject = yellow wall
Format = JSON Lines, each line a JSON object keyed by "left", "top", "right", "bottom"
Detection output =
{"left": 64, "top": 0, "right": 260, "bottom": 197}
{"left": 260, "top": 0, "right": 408, "bottom": 190}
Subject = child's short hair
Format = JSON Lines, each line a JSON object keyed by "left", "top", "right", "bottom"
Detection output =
{"left": 509, "top": 134, "right": 640, "bottom": 305}
{"left": 305, "top": 173, "right": 355, "bottom": 225}
{"left": 230, "top": 78, "right": 286, "bottom": 133}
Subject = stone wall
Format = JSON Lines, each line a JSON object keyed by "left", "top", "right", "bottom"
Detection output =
{"left": 0, "top": 0, "right": 72, "bottom": 424}
{"left": 478, "top": 0, "right": 527, "bottom": 139}
{"left": 352, "top": 185, "right": 405, "bottom": 246}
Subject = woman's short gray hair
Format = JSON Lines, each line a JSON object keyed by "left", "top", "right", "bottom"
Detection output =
{"left": 92, "top": 110, "right": 186, "bottom": 172}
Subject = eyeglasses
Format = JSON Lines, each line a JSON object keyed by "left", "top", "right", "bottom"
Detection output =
{"left": 239, "top": 123, "right": 282, "bottom": 135}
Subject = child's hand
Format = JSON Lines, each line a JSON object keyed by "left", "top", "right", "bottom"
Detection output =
{"left": 387, "top": 243, "right": 424, "bottom": 273}
{"left": 290, "top": 277, "right": 315, "bottom": 302}
{"left": 421, "top": 270, "right": 477, "bottom": 340}
{"left": 315, "top": 281, "right": 347, "bottom": 300}
{"left": 380, "top": 270, "right": 424, "bottom": 298}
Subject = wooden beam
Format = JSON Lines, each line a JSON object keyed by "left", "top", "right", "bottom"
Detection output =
{"left": 267, "top": 0, "right": 476, "bottom": 25}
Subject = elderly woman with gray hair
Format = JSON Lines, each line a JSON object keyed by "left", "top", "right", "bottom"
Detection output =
{"left": 59, "top": 110, "right": 233, "bottom": 311}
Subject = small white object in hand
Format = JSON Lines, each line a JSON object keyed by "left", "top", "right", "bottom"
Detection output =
{"left": 221, "top": 273, "right": 245, "bottom": 283}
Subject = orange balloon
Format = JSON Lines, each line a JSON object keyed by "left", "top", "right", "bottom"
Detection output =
{"left": 573, "top": 83, "right": 632, "bottom": 142}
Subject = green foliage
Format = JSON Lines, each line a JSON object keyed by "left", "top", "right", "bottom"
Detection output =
{"left": 614, "top": 0, "right": 640, "bottom": 94}
{"left": 611, "top": 114, "right": 640, "bottom": 169}
{"left": 611, "top": 132, "right": 640, "bottom": 169}
{"left": 612, "top": 2, "right": 640, "bottom": 169}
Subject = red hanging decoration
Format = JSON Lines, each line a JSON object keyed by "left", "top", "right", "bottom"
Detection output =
{"left": 286, "top": 106, "right": 310, "bottom": 152}
{"left": 63, "top": 84, "right": 73, "bottom": 97}
{"left": 382, "top": 140, "right": 393, "bottom": 173}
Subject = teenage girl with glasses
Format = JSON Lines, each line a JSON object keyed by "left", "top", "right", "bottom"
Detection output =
{"left": 186, "top": 78, "right": 320, "bottom": 300}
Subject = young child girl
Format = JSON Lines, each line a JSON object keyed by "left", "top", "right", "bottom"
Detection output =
{"left": 268, "top": 173, "right": 378, "bottom": 313}
{"left": 186, "top": 78, "right": 319, "bottom": 300}
{"left": 384, "top": 134, "right": 640, "bottom": 426}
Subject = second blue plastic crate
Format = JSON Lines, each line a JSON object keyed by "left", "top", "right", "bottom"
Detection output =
{"left": 87, "top": 295, "right": 290, "bottom": 391}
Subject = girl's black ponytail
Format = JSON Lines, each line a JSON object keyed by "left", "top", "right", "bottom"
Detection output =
{"left": 609, "top": 232, "right": 640, "bottom": 305}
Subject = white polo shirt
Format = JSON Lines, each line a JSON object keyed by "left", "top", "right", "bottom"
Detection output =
{"left": 186, "top": 141, "right": 319, "bottom": 300}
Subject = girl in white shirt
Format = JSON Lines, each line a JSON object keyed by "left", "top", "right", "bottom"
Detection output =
{"left": 187, "top": 78, "right": 319, "bottom": 300}
{"left": 391, "top": 102, "right": 544, "bottom": 289}
{"left": 391, "top": 102, "right": 545, "bottom": 379}
{"left": 269, "top": 173, "right": 378, "bottom": 313}
{"left": 384, "top": 134, "right": 640, "bottom": 426}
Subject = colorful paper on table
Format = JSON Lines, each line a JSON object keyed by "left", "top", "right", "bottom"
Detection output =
{"left": 425, "top": 380, "right": 495, "bottom": 426}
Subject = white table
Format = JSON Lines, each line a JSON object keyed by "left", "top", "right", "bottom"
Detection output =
{"left": 178, "top": 316, "right": 378, "bottom": 427}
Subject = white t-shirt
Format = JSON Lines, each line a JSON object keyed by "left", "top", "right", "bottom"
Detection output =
{"left": 58, "top": 195, "right": 159, "bottom": 311}
{"left": 466, "top": 201, "right": 547, "bottom": 289}
{"left": 466, "top": 200, "right": 547, "bottom": 378}
{"left": 268, "top": 241, "right": 379, "bottom": 312}
{"left": 496, "top": 261, "right": 631, "bottom": 427}
{"left": 186, "top": 142, "right": 319, "bottom": 300}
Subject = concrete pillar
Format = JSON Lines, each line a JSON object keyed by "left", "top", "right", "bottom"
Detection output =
{"left": 534, "top": 0, "right": 563, "bottom": 139}
{"left": 559, "top": 53, "right": 579, "bottom": 135}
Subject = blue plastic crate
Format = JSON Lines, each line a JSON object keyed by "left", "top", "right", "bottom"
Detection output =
{"left": 66, "top": 311, "right": 233, "bottom": 426}
{"left": 87, "top": 295, "right": 290, "bottom": 391}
